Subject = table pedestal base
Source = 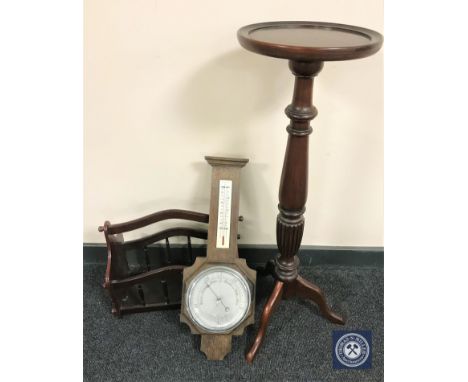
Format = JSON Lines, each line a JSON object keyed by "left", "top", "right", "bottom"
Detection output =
{"left": 243, "top": 60, "right": 346, "bottom": 363}
{"left": 237, "top": 20, "right": 382, "bottom": 365}
{"left": 246, "top": 260, "right": 344, "bottom": 364}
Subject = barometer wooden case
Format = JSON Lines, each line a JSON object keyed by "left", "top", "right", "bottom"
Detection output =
{"left": 180, "top": 156, "right": 256, "bottom": 360}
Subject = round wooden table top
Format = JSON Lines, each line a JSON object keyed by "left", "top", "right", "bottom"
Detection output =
{"left": 237, "top": 21, "right": 383, "bottom": 62}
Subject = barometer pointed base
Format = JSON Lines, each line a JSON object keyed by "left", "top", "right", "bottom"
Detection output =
{"left": 201, "top": 334, "right": 232, "bottom": 360}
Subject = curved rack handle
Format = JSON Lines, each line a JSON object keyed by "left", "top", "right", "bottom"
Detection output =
{"left": 124, "top": 227, "right": 207, "bottom": 250}
{"left": 98, "top": 209, "right": 209, "bottom": 235}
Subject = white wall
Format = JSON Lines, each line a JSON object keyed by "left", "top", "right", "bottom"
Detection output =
{"left": 84, "top": 0, "right": 383, "bottom": 246}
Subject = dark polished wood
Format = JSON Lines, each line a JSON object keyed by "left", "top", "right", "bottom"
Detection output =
{"left": 123, "top": 227, "right": 207, "bottom": 250}
{"left": 99, "top": 209, "right": 209, "bottom": 235}
{"left": 283, "top": 276, "right": 344, "bottom": 324}
{"left": 111, "top": 265, "right": 186, "bottom": 290}
{"left": 238, "top": 21, "right": 383, "bottom": 62}
{"left": 246, "top": 275, "right": 345, "bottom": 363}
{"left": 245, "top": 280, "right": 284, "bottom": 364}
{"left": 99, "top": 209, "right": 209, "bottom": 317}
{"left": 238, "top": 21, "right": 383, "bottom": 363}
{"left": 275, "top": 60, "right": 323, "bottom": 283}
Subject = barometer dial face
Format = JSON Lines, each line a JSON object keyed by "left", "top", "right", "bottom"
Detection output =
{"left": 186, "top": 266, "right": 251, "bottom": 333}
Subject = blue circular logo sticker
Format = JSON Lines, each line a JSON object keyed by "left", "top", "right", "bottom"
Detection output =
{"left": 334, "top": 332, "right": 370, "bottom": 368}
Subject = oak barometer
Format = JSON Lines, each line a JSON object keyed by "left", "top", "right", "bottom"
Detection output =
{"left": 180, "top": 156, "right": 256, "bottom": 360}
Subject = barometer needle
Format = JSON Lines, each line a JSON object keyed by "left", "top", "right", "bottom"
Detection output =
{"left": 206, "top": 282, "right": 229, "bottom": 311}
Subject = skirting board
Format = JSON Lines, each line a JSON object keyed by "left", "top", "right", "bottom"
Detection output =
{"left": 83, "top": 244, "right": 383, "bottom": 267}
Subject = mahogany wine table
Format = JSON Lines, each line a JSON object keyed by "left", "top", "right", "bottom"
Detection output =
{"left": 237, "top": 21, "right": 383, "bottom": 363}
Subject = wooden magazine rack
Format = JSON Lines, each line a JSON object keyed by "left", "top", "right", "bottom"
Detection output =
{"left": 98, "top": 209, "right": 209, "bottom": 317}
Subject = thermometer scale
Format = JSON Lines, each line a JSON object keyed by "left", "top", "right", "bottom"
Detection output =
{"left": 216, "top": 180, "right": 232, "bottom": 249}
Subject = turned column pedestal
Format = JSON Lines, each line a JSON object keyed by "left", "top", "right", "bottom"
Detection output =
{"left": 237, "top": 21, "right": 383, "bottom": 363}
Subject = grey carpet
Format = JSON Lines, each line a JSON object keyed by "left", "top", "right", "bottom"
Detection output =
{"left": 84, "top": 264, "right": 383, "bottom": 382}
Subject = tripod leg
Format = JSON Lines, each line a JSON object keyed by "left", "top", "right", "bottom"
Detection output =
{"left": 288, "top": 275, "right": 345, "bottom": 325}
{"left": 246, "top": 280, "right": 284, "bottom": 364}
